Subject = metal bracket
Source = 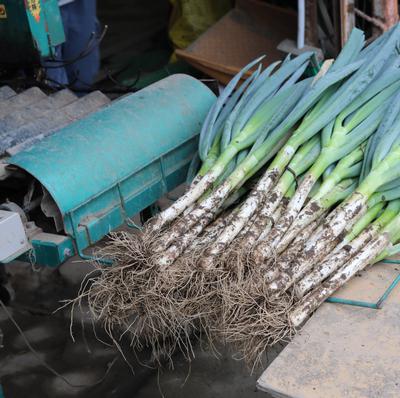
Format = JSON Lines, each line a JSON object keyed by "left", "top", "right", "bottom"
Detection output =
{"left": 67, "top": 212, "right": 113, "bottom": 266}
{"left": 116, "top": 183, "right": 142, "bottom": 230}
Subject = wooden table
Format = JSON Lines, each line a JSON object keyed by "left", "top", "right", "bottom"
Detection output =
{"left": 257, "top": 260, "right": 400, "bottom": 398}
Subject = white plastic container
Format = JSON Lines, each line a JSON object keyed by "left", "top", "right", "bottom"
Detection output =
{"left": 0, "top": 210, "right": 30, "bottom": 263}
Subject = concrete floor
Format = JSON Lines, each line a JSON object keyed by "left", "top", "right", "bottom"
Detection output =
{"left": 0, "top": 190, "right": 280, "bottom": 397}
{"left": 0, "top": 253, "right": 280, "bottom": 398}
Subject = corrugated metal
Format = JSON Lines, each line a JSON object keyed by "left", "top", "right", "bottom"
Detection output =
{"left": 0, "top": 89, "right": 110, "bottom": 156}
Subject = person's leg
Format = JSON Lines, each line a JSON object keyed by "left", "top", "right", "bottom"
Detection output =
{"left": 62, "top": 0, "right": 100, "bottom": 90}
{"left": 42, "top": 43, "right": 69, "bottom": 87}
{"left": 43, "top": 0, "right": 100, "bottom": 90}
{"left": 42, "top": 3, "right": 71, "bottom": 87}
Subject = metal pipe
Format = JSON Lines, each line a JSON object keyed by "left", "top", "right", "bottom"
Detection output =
{"left": 297, "top": 0, "right": 305, "bottom": 49}
{"left": 326, "top": 259, "right": 400, "bottom": 309}
{"left": 326, "top": 296, "right": 378, "bottom": 309}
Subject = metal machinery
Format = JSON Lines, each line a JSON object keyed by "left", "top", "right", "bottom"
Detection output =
{"left": 0, "top": 0, "right": 216, "bottom": 267}
{"left": 0, "top": 75, "right": 215, "bottom": 267}
{"left": 0, "top": 0, "right": 65, "bottom": 69}
{"left": 0, "top": 4, "right": 215, "bottom": 397}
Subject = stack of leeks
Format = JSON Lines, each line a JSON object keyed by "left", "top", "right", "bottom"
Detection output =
{"left": 83, "top": 24, "right": 400, "bottom": 368}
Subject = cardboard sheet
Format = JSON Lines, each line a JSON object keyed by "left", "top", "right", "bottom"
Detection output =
{"left": 176, "top": 0, "right": 297, "bottom": 84}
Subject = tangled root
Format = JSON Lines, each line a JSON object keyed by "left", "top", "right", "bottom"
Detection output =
{"left": 83, "top": 226, "right": 227, "bottom": 366}
{"left": 75, "top": 228, "right": 187, "bottom": 367}
{"left": 221, "top": 239, "right": 250, "bottom": 278}
{"left": 217, "top": 266, "right": 296, "bottom": 370}
{"left": 70, "top": 222, "right": 298, "bottom": 371}
{"left": 145, "top": 242, "right": 228, "bottom": 362}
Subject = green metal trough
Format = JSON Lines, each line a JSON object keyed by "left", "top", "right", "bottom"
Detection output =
{"left": 6, "top": 74, "right": 216, "bottom": 267}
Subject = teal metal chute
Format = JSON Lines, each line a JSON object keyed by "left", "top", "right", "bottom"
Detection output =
{"left": 6, "top": 74, "right": 216, "bottom": 266}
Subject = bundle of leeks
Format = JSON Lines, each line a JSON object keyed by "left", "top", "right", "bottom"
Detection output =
{"left": 81, "top": 24, "right": 400, "bottom": 368}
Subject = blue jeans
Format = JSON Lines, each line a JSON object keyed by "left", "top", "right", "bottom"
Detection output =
{"left": 44, "top": 0, "right": 100, "bottom": 91}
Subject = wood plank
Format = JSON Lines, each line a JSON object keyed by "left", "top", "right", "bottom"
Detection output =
{"left": 340, "top": 0, "right": 355, "bottom": 47}
{"left": 257, "top": 260, "right": 400, "bottom": 397}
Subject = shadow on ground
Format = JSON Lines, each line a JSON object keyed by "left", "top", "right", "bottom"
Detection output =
{"left": 0, "top": 201, "right": 280, "bottom": 397}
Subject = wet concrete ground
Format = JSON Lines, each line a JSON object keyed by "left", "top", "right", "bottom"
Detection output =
{"left": 0, "top": 258, "right": 280, "bottom": 398}
{"left": 0, "top": 190, "right": 280, "bottom": 397}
